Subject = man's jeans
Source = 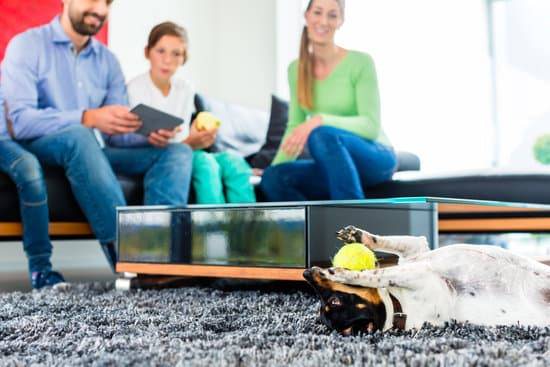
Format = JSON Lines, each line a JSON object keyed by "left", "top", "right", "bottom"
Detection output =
{"left": 261, "top": 126, "right": 397, "bottom": 201}
{"left": 22, "top": 125, "right": 193, "bottom": 249}
{"left": 0, "top": 139, "right": 52, "bottom": 273}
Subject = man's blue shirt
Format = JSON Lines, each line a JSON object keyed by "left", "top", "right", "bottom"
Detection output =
{"left": 0, "top": 88, "right": 7, "bottom": 140}
{"left": 1, "top": 17, "right": 145, "bottom": 146}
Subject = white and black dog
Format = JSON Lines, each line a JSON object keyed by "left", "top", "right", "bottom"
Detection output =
{"left": 303, "top": 226, "right": 550, "bottom": 335}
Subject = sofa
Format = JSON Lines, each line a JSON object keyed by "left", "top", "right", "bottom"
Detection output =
{"left": 2, "top": 94, "right": 550, "bottom": 239}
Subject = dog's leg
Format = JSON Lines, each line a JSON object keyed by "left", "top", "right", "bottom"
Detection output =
{"left": 336, "top": 226, "right": 429, "bottom": 259}
{"left": 321, "top": 264, "right": 425, "bottom": 289}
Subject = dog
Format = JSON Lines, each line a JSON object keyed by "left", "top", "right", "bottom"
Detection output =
{"left": 303, "top": 226, "right": 550, "bottom": 335}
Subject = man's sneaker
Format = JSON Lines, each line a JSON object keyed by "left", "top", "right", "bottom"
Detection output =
{"left": 31, "top": 270, "right": 65, "bottom": 290}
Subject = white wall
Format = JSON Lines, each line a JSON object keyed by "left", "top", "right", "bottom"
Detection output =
{"left": 109, "top": 0, "right": 277, "bottom": 110}
{"left": 335, "top": 0, "right": 493, "bottom": 173}
{"left": 109, "top": 0, "right": 514, "bottom": 174}
{"left": 492, "top": 0, "right": 550, "bottom": 168}
{"left": 275, "top": 0, "right": 304, "bottom": 98}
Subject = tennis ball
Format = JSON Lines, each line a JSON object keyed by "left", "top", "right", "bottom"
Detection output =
{"left": 332, "top": 243, "right": 377, "bottom": 271}
{"left": 196, "top": 112, "right": 221, "bottom": 131}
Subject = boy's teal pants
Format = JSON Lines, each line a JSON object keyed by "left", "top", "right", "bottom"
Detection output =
{"left": 192, "top": 150, "right": 256, "bottom": 204}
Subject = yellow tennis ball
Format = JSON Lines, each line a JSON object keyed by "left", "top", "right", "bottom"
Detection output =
{"left": 196, "top": 112, "right": 221, "bottom": 131}
{"left": 332, "top": 243, "right": 377, "bottom": 271}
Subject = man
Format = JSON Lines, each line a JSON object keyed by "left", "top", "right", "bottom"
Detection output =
{"left": 0, "top": 90, "right": 65, "bottom": 288}
{"left": 1, "top": 0, "right": 193, "bottom": 271}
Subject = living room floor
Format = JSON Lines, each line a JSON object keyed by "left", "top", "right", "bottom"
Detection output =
{"left": 0, "top": 240, "right": 115, "bottom": 292}
{"left": 0, "top": 281, "right": 548, "bottom": 366}
{"left": 1, "top": 241, "right": 549, "bottom": 366}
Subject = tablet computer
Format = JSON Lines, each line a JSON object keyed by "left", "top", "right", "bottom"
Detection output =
{"left": 131, "top": 104, "right": 184, "bottom": 136}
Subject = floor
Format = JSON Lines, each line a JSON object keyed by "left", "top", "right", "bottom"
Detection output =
{"left": 0, "top": 240, "right": 116, "bottom": 292}
{"left": 1, "top": 283, "right": 548, "bottom": 366}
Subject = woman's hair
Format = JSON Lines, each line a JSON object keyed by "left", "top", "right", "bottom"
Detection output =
{"left": 146, "top": 21, "right": 189, "bottom": 64}
{"left": 298, "top": 0, "right": 345, "bottom": 109}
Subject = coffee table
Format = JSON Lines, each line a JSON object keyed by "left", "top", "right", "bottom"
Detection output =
{"left": 115, "top": 197, "right": 550, "bottom": 286}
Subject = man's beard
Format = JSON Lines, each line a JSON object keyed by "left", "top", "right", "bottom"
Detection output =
{"left": 69, "top": 10, "right": 106, "bottom": 36}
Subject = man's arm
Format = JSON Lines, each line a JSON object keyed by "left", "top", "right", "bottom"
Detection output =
{"left": 102, "top": 54, "right": 149, "bottom": 147}
{"left": 1, "top": 33, "right": 84, "bottom": 140}
{"left": 0, "top": 89, "right": 7, "bottom": 138}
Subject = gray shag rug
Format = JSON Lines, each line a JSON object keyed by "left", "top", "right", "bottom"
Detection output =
{"left": 0, "top": 282, "right": 549, "bottom": 367}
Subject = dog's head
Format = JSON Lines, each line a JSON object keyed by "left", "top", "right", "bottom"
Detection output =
{"left": 303, "top": 267, "right": 387, "bottom": 335}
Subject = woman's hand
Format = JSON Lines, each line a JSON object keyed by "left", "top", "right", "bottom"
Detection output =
{"left": 184, "top": 120, "right": 218, "bottom": 150}
{"left": 281, "top": 115, "right": 322, "bottom": 157}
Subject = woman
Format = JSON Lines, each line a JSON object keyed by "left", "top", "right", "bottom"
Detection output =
{"left": 127, "top": 22, "right": 255, "bottom": 204}
{"left": 260, "top": 0, "right": 396, "bottom": 201}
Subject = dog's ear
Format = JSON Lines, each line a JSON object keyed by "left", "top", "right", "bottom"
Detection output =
{"left": 304, "top": 267, "right": 387, "bottom": 333}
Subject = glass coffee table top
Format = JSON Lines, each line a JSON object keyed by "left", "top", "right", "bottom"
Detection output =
{"left": 120, "top": 196, "right": 550, "bottom": 211}
{"left": 115, "top": 197, "right": 550, "bottom": 280}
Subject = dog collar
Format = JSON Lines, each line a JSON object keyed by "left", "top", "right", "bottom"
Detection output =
{"left": 389, "top": 293, "right": 407, "bottom": 330}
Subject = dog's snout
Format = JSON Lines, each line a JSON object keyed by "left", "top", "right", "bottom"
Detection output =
{"left": 303, "top": 269, "right": 313, "bottom": 282}
{"left": 303, "top": 267, "right": 322, "bottom": 283}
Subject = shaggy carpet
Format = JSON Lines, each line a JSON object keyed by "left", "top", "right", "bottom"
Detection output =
{"left": 0, "top": 281, "right": 549, "bottom": 367}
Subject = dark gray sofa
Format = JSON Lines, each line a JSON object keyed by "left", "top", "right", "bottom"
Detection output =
{"left": 0, "top": 152, "right": 421, "bottom": 224}
{"left": 2, "top": 94, "right": 550, "bottom": 239}
{"left": 366, "top": 169, "right": 550, "bottom": 204}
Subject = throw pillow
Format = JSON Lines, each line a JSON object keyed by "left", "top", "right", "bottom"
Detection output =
{"left": 248, "top": 95, "right": 289, "bottom": 169}
{"left": 194, "top": 94, "right": 269, "bottom": 158}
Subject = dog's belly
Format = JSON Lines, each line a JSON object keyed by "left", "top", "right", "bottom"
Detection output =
{"left": 399, "top": 245, "right": 550, "bottom": 328}
{"left": 398, "top": 289, "right": 550, "bottom": 329}
{"left": 452, "top": 293, "right": 550, "bottom": 326}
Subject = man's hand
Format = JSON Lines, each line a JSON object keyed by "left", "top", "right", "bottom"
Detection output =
{"left": 183, "top": 121, "right": 218, "bottom": 150}
{"left": 82, "top": 105, "right": 141, "bottom": 135}
{"left": 281, "top": 115, "right": 322, "bottom": 157}
{"left": 148, "top": 128, "right": 178, "bottom": 148}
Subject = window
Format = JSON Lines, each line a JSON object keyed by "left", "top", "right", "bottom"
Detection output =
{"left": 336, "top": 0, "right": 494, "bottom": 173}
{"left": 490, "top": 0, "right": 550, "bottom": 169}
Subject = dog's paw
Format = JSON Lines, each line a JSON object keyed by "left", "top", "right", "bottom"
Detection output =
{"left": 323, "top": 267, "right": 362, "bottom": 284}
{"left": 336, "top": 226, "right": 365, "bottom": 244}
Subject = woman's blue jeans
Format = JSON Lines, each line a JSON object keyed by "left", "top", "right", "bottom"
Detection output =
{"left": 0, "top": 139, "right": 52, "bottom": 273}
{"left": 261, "top": 126, "right": 397, "bottom": 201}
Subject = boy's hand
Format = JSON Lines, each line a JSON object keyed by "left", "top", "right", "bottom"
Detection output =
{"left": 184, "top": 121, "right": 218, "bottom": 150}
{"left": 148, "top": 128, "right": 178, "bottom": 147}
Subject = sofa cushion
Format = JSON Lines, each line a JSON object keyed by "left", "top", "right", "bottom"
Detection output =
{"left": 194, "top": 94, "right": 269, "bottom": 158}
{"left": 0, "top": 167, "right": 143, "bottom": 222}
{"left": 366, "top": 169, "right": 550, "bottom": 204}
{"left": 4, "top": 167, "right": 550, "bottom": 223}
{"left": 396, "top": 151, "right": 421, "bottom": 172}
{"left": 248, "top": 95, "right": 290, "bottom": 169}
